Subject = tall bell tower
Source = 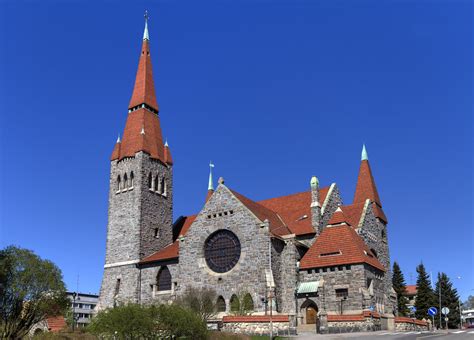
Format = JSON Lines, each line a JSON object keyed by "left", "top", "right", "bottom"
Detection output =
{"left": 98, "top": 12, "right": 173, "bottom": 309}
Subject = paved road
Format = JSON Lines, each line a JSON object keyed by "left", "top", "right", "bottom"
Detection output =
{"left": 296, "top": 330, "right": 474, "bottom": 339}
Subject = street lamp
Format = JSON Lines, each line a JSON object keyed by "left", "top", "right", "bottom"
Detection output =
{"left": 72, "top": 292, "right": 77, "bottom": 332}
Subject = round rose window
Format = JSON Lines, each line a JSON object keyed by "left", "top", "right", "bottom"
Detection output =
{"left": 204, "top": 230, "right": 241, "bottom": 273}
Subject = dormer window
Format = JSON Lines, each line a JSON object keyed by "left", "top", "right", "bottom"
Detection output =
{"left": 319, "top": 251, "right": 341, "bottom": 257}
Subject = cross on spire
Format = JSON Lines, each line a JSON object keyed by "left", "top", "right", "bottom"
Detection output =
{"left": 208, "top": 162, "right": 215, "bottom": 191}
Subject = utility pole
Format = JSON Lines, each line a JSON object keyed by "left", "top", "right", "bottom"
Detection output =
{"left": 268, "top": 232, "right": 273, "bottom": 340}
{"left": 439, "top": 279, "right": 442, "bottom": 329}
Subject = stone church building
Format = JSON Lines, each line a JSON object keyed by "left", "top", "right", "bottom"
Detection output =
{"left": 98, "top": 18, "right": 398, "bottom": 332}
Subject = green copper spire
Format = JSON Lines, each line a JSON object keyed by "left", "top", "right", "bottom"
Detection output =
{"left": 208, "top": 162, "right": 215, "bottom": 191}
{"left": 310, "top": 176, "right": 319, "bottom": 189}
{"left": 361, "top": 144, "right": 369, "bottom": 161}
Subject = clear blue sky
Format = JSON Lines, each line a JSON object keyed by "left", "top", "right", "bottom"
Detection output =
{"left": 1, "top": 1, "right": 472, "bottom": 300}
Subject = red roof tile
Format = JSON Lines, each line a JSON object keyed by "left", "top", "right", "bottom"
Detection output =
{"left": 354, "top": 160, "right": 381, "bottom": 206}
{"left": 404, "top": 285, "right": 417, "bottom": 296}
{"left": 222, "top": 315, "right": 289, "bottom": 323}
{"left": 179, "top": 215, "right": 197, "bottom": 237}
{"left": 299, "top": 225, "right": 385, "bottom": 271}
{"left": 327, "top": 209, "right": 350, "bottom": 226}
{"left": 129, "top": 39, "right": 159, "bottom": 111}
{"left": 230, "top": 189, "right": 292, "bottom": 237}
{"left": 46, "top": 316, "right": 66, "bottom": 332}
{"left": 140, "top": 241, "right": 179, "bottom": 264}
{"left": 339, "top": 203, "right": 366, "bottom": 227}
{"left": 258, "top": 187, "right": 330, "bottom": 236}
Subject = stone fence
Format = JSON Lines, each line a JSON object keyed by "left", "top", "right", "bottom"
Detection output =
{"left": 323, "top": 311, "right": 382, "bottom": 333}
{"left": 394, "top": 316, "right": 430, "bottom": 331}
{"left": 221, "top": 315, "right": 292, "bottom": 336}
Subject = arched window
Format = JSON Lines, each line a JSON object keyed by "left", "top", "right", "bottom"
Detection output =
{"left": 230, "top": 294, "right": 240, "bottom": 312}
{"left": 242, "top": 293, "right": 254, "bottom": 312}
{"left": 381, "top": 229, "right": 386, "bottom": 240}
{"left": 160, "top": 177, "right": 166, "bottom": 195}
{"left": 123, "top": 173, "right": 128, "bottom": 189}
{"left": 117, "top": 175, "right": 121, "bottom": 191}
{"left": 157, "top": 266, "right": 171, "bottom": 291}
{"left": 148, "top": 172, "right": 152, "bottom": 189}
{"left": 216, "top": 296, "right": 226, "bottom": 312}
{"left": 154, "top": 175, "right": 159, "bottom": 191}
{"left": 130, "top": 172, "right": 134, "bottom": 187}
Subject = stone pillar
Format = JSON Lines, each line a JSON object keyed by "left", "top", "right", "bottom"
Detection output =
{"left": 310, "top": 176, "right": 321, "bottom": 235}
{"left": 319, "top": 311, "right": 328, "bottom": 334}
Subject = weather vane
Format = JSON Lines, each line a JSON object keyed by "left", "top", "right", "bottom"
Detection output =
{"left": 144, "top": 10, "right": 149, "bottom": 22}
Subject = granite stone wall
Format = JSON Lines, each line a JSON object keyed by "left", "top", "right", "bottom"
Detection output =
{"left": 177, "top": 184, "right": 276, "bottom": 314}
{"left": 98, "top": 151, "right": 173, "bottom": 310}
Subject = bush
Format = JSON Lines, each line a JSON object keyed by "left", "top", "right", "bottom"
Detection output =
{"left": 88, "top": 303, "right": 208, "bottom": 339}
{"left": 175, "top": 287, "right": 217, "bottom": 322}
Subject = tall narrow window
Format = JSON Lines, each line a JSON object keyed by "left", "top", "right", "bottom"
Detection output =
{"left": 148, "top": 172, "right": 152, "bottom": 189}
{"left": 160, "top": 177, "right": 166, "bottom": 195}
{"left": 130, "top": 172, "right": 134, "bottom": 187}
{"left": 242, "top": 293, "right": 254, "bottom": 312}
{"left": 117, "top": 175, "right": 121, "bottom": 191}
{"left": 157, "top": 267, "right": 171, "bottom": 291}
{"left": 114, "top": 279, "right": 121, "bottom": 296}
{"left": 123, "top": 173, "right": 128, "bottom": 189}
{"left": 154, "top": 175, "right": 159, "bottom": 191}
{"left": 216, "top": 296, "right": 226, "bottom": 312}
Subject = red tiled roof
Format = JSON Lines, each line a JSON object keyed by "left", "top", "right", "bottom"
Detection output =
{"left": 327, "top": 209, "right": 350, "bottom": 226}
{"left": 372, "top": 204, "right": 388, "bottom": 223}
{"left": 354, "top": 160, "right": 381, "bottom": 206}
{"left": 129, "top": 39, "right": 159, "bottom": 111}
{"left": 258, "top": 187, "right": 330, "bottom": 236}
{"left": 179, "top": 215, "right": 197, "bottom": 237}
{"left": 299, "top": 225, "right": 385, "bottom": 271}
{"left": 112, "top": 36, "right": 170, "bottom": 163}
{"left": 140, "top": 241, "right": 179, "bottom": 264}
{"left": 46, "top": 316, "right": 66, "bottom": 332}
{"left": 404, "top": 285, "right": 417, "bottom": 296}
{"left": 222, "top": 315, "right": 289, "bottom": 323}
{"left": 339, "top": 203, "right": 366, "bottom": 227}
{"left": 230, "top": 189, "right": 292, "bottom": 237}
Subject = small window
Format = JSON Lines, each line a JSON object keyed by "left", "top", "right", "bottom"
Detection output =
{"left": 320, "top": 251, "right": 341, "bottom": 257}
{"left": 148, "top": 172, "right": 152, "bottom": 189}
{"left": 130, "top": 172, "right": 134, "bottom": 187}
{"left": 157, "top": 267, "right": 171, "bottom": 291}
{"left": 117, "top": 175, "right": 121, "bottom": 191}
{"left": 335, "top": 288, "right": 348, "bottom": 298}
{"left": 338, "top": 266, "right": 343, "bottom": 271}
{"left": 123, "top": 173, "right": 128, "bottom": 188}
{"left": 367, "top": 278, "right": 373, "bottom": 289}
{"left": 154, "top": 175, "right": 159, "bottom": 191}
{"left": 154, "top": 228, "right": 159, "bottom": 238}
{"left": 114, "top": 279, "right": 121, "bottom": 296}
{"left": 370, "top": 249, "right": 378, "bottom": 258}
{"left": 330, "top": 267, "right": 335, "bottom": 272}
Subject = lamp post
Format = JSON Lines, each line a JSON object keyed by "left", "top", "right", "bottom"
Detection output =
{"left": 72, "top": 292, "right": 77, "bottom": 332}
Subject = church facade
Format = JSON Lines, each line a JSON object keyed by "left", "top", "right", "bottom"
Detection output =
{"left": 98, "top": 19, "right": 397, "bottom": 332}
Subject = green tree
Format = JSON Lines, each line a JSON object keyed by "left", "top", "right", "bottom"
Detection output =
{"left": 462, "top": 295, "right": 474, "bottom": 310}
{"left": 414, "top": 263, "right": 435, "bottom": 320}
{"left": 392, "top": 262, "right": 410, "bottom": 316}
{"left": 0, "top": 246, "right": 69, "bottom": 339}
{"left": 435, "top": 272, "right": 460, "bottom": 329}
{"left": 175, "top": 286, "right": 217, "bottom": 322}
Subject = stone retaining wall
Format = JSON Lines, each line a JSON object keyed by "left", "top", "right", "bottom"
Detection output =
{"left": 221, "top": 316, "right": 290, "bottom": 335}
{"left": 395, "top": 317, "right": 429, "bottom": 331}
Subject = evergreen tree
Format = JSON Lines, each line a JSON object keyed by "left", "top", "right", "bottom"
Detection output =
{"left": 392, "top": 262, "right": 410, "bottom": 316}
{"left": 414, "top": 263, "right": 435, "bottom": 320}
{"left": 435, "top": 272, "right": 460, "bottom": 329}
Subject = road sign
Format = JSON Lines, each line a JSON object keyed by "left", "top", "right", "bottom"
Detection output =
{"left": 444, "top": 317, "right": 449, "bottom": 322}
{"left": 441, "top": 307, "right": 450, "bottom": 315}
{"left": 410, "top": 306, "right": 417, "bottom": 313}
{"left": 428, "top": 307, "right": 438, "bottom": 316}
{"left": 369, "top": 305, "right": 375, "bottom": 312}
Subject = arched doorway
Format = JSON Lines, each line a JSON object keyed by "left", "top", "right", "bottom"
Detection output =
{"left": 301, "top": 299, "right": 318, "bottom": 325}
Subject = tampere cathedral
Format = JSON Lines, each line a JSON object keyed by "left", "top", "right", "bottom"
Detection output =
{"left": 98, "top": 17, "right": 398, "bottom": 331}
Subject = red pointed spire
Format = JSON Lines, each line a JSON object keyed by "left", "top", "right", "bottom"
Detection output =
{"left": 111, "top": 14, "right": 169, "bottom": 164}
{"left": 128, "top": 13, "right": 159, "bottom": 111}
{"left": 353, "top": 145, "right": 382, "bottom": 206}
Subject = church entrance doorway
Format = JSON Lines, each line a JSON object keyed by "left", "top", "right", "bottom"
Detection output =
{"left": 300, "top": 299, "right": 318, "bottom": 325}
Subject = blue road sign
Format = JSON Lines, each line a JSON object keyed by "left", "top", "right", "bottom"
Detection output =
{"left": 428, "top": 307, "right": 438, "bottom": 316}
{"left": 369, "top": 306, "right": 375, "bottom": 312}
{"left": 410, "top": 306, "right": 417, "bottom": 313}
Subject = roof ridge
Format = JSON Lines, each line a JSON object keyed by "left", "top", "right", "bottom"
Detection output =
{"left": 258, "top": 186, "right": 330, "bottom": 203}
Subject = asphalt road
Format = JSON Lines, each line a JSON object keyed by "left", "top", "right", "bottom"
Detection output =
{"left": 296, "top": 330, "right": 474, "bottom": 339}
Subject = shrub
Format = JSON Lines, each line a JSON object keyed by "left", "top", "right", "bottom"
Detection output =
{"left": 175, "top": 287, "right": 217, "bottom": 322}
